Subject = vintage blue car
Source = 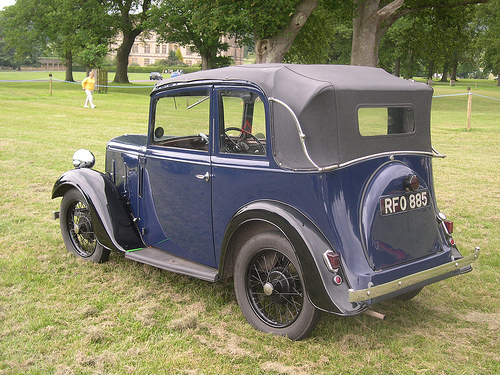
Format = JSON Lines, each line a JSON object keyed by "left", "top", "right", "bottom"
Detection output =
{"left": 52, "top": 64, "right": 479, "bottom": 340}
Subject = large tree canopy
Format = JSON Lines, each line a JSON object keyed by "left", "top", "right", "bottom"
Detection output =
{"left": 150, "top": 0, "right": 238, "bottom": 70}
{"left": 379, "top": 4, "right": 477, "bottom": 79}
{"left": 0, "top": 0, "right": 112, "bottom": 80}
{"left": 351, "top": 0, "right": 489, "bottom": 67}
{"left": 475, "top": 0, "right": 500, "bottom": 85}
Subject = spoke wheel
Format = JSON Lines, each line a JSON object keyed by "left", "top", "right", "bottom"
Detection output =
{"left": 60, "top": 188, "right": 109, "bottom": 263}
{"left": 247, "top": 249, "right": 303, "bottom": 327}
{"left": 234, "top": 231, "right": 321, "bottom": 340}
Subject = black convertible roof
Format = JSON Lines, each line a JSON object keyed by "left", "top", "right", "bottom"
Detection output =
{"left": 155, "top": 64, "right": 434, "bottom": 170}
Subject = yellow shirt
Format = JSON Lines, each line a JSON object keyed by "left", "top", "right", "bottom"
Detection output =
{"left": 82, "top": 76, "right": 95, "bottom": 91}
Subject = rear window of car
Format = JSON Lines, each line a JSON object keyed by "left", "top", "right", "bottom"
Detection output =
{"left": 358, "top": 106, "right": 415, "bottom": 136}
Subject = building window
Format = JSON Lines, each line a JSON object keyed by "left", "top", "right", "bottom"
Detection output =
{"left": 144, "top": 44, "right": 150, "bottom": 54}
{"left": 132, "top": 45, "right": 138, "bottom": 54}
{"left": 155, "top": 45, "right": 160, "bottom": 54}
{"left": 144, "top": 58, "right": 150, "bottom": 66}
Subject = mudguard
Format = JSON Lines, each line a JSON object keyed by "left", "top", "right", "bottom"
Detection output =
{"left": 220, "top": 200, "right": 366, "bottom": 315}
{"left": 52, "top": 168, "right": 144, "bottom": 252}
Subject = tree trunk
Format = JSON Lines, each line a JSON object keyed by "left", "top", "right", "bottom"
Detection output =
{"left": 427, "top": 60, "right": 434, "bottom": 80}
{"left": 351, "top": 0, "right": 380, "bottom": 67}
{"left": 255, "top": 0, "right": 318, "bottom": 63}
{"left": 351, "top": 0, "right": 404, "bottom": 67}
{"left": 201, "top": 55, "right": 209, "bottom": 70}
{"left": 394, "top": 57, "right": 401, "bottom": 77}
{"left": 451, "top": 61, "right": 458, "bottom": 81}
{"left": 64, "top": 51, "right": 74, "bottom": 82}
{"left": 114, "top": 31, "right": 140, "bottom": 83}
{"left": 113, "top": 0, "right": 151, "bottom": 83}
{"left": 440, "top": 63, "right": 449, "bottom": 82}
{"left": 404, "top": 50, "right": 414, "bottom": 79}
{"left": 497, "top": 67, "right": 500, "bottom": 87}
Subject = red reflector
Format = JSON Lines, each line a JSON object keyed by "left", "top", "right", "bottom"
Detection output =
{"left": 444, "top": 220, "right": 453, "bottom": 234}
{"left": 333, "top": 275, "right": 343, "bottom": 285}
{"left": 323, "top": 251, "right": 340, "bottom": 272}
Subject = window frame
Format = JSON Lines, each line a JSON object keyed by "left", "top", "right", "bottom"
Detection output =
{"left": 214, "top": 86, "right": 270, "bottom": 158}
{"left": 149, "top": 86, "right": 213, "bottom": 154}
{"left": 357, "top": 104, "right": 416, "bottom": 138}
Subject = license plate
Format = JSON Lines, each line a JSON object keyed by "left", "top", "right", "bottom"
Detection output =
{"left": 380, "top": 190, "right": 430, "bottom": 216}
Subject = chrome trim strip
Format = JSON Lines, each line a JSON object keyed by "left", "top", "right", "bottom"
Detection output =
{"left": 348, "top": 248, "right": 480, "bottom": 303}
{"left": 269, "top": 97, "right": 321, "bottom": 170}
{"left": 321, "top": 151, "right": 436, "bottom": 172}
{"left": 432, "top": 146, "right": 447, "bottom": 158}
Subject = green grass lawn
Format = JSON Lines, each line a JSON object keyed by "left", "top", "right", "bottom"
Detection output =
{"left": 0, "top": 71, "right": 499, "bottom": 374}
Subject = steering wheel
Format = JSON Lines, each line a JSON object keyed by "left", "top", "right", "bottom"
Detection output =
{"left": 223, "top": 127, "right": 265, "bottom": 155}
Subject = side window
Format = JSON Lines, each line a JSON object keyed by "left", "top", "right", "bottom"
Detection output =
{"left": 152, "top": 89, "right": 210, "bottom": 150}
{"left": 358, "top": 106, "right": 415, "bottom": 136}
{"left": 219, "top": 90, "right": 266, "bottom": 155}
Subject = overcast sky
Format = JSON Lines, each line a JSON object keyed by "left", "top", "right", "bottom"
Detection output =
{"left": 0, "top": 0, "right": 15, "bottom": 10}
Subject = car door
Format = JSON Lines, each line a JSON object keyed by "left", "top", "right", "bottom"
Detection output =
{"left": 138, "top": 87, "right": 216, "bottom": 267}
{"left": 211, "top": 87, "right": 272, "bottom": 261}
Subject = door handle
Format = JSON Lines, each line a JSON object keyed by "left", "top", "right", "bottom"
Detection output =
{"left": 196, "top": 172, "right": 211, "bottom": 182}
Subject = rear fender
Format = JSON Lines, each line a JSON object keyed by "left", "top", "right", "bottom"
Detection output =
{"left": 52, "top": 168, "right": 144, "bottom": 252}
{"left": 220, "top": 200, "right": 365, "bottom": 315}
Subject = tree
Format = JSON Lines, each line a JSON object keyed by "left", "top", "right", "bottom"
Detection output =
{"left": 475, "top": 0, "right": 500, "bottom": 85}
{"left": 78, "top": 43, "right": 110, "bottom": 70}
{"left": 151, "top": 0, "right": 238, "bottom": 70}
{"left": 110, "top": 0, "right": 152, "bottom": 82}
{"left": 284, "top": 3, "right": 352, "bottom": 64}
{"left": 250, "top": 0, "right": 319, "bottom": 63}
{"left": 0, "top": 1, "right": 44, "bottom": 70}
{"left": 351, "top": 0, "right": 489, "bottom": 67}
{"left": 175, "top": 48, "right": 183, "bottom": 64}
{"left": 379, "top": 5, "right": 477, "bottom": 79}
{"left": 0, "top": 0, "right": 112, "bottom": 80}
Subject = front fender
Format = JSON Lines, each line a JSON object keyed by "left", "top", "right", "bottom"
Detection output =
{"left": 52, "top": 168, "right": 144, "bottom": 252}
{"left": 221, "top": 200, "right": 366, "bottom": 315}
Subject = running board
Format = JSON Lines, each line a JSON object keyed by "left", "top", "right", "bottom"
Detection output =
{"left": 125, "top": 247, "right": 219, "bottom": 282}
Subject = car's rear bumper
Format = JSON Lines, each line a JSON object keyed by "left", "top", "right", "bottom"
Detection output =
{"left": 348, "top": 248, "right": 480, "bottom": 302}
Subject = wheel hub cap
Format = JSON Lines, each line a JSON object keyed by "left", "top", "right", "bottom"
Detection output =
{"left": 263, "top": 282, "right": 274, "bottom": 296}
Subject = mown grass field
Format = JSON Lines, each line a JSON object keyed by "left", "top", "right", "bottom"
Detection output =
{"left": 0, "top": 71, "right": 499, "bottom": 374}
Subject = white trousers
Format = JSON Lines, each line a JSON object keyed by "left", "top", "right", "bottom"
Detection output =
{"left": 84, "top": 89, "right": 95, "bottom": 107}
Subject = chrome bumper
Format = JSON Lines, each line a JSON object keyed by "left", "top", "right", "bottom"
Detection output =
{"left": 348, "top": 248, "right": 480, "bottom": 303}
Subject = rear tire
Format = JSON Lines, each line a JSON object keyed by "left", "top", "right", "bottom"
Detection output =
{"left": 60, "top": 188, "right": 110, "bottom": 263}
{"left": 234, "top": 231, "right": 321, "bottom": 340}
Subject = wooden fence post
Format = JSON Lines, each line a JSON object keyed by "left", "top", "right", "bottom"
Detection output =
{"left": 49, "top": 73, "right": 53, "bottom": 96}
{"left": 467, "top": 87, "right": 472, "bottom": 131}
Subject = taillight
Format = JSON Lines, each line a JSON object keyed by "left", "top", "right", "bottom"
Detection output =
{"left": 323, "top": 250, "right": 340, "bottom": 272}
{"left": 444, "top": 220, "right": 454, "bottom": 234}
{"left": 404, "top": 174, "right": 420, "bottom": 191}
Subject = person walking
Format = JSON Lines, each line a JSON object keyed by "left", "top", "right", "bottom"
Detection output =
{"left": 82, "top": 71, "right": 96, "bottom": 108}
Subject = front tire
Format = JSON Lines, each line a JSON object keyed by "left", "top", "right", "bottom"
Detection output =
{"left": 234, "top": 231, "right": 321, "bottom": 340}
{"left": 60, "top": 188, "right": 110, "bottom": 263}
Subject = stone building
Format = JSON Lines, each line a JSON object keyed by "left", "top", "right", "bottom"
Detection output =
{"left": 109, "top": 32, "right": 244, "bottom": 67}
